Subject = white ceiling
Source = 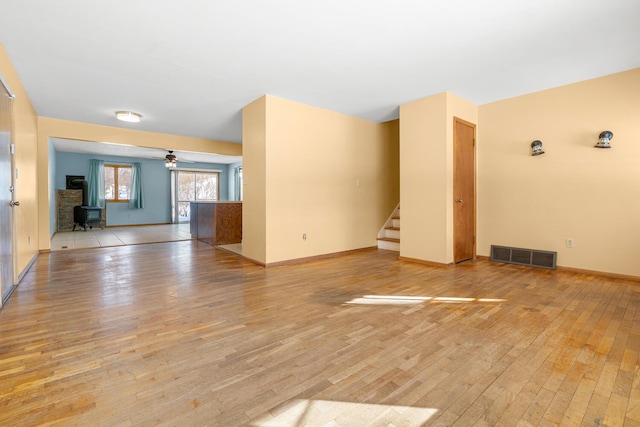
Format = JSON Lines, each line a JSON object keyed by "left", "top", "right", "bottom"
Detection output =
{"left": 1, "top": 0, "right": 639, "bottom": 144}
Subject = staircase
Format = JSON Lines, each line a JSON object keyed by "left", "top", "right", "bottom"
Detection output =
{"left": 377, "top": 204, "right": 400, "bottom": 252}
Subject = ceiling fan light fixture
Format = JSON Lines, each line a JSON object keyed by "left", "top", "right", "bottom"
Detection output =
{"left": 115, "top": 111, "right": 142, "bottom": 123}
{"left": 164, "top": 150, "right": 177, "bottom": 168}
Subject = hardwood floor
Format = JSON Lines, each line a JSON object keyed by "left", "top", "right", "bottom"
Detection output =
{"left": 1, "top": 241, "right": 639, "bottom": 426}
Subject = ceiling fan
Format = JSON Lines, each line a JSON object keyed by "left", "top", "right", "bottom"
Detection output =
{"left": 164, "top": 150, "right": 178, "bottom": 168}
{"left": 152, "top": 150, "right": 194, "bottom": 168}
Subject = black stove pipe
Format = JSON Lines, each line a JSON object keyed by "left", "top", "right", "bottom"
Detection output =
{"left": 71, "top": 178, "right": 89, "bottom": 206}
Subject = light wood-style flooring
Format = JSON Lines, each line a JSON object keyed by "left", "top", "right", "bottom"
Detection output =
{"left": 50, "top": 224, "right": 192, "bottom": 251}
{"left": 1, "top": 242, "right": 639, "bottom": 426}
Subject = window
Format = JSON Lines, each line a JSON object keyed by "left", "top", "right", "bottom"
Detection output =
{"left": 104, "top": 165, "right": 132, "bottom": 202}
{"left": 175, "top": 171, "right": 219, "bottom": 222}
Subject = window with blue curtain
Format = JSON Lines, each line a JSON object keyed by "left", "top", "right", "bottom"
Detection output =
{"left": 129, "top": 162, "right": 144, "bottom": 209}
{"left": 87, "top": 159, "right": 105, "bottom": 207}
{"left": 89, "top": 159, "right": 143, "bottom": 208}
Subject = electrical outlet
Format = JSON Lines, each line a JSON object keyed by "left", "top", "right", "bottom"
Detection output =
{"left": 566, "top": 238, "right": 574, "bottom": 248}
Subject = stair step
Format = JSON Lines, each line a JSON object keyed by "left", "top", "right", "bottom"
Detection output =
{"left": 379, "top": 204, "right": 401, "bottom": 252}
{"left": 377, "top": 237, "right": 400, "bottom": 252}
{"left": 384, "top": 228, "right": 400, "bottom": 239}
{"left": 377, "top": 237, "right": 400, "bottom": 243}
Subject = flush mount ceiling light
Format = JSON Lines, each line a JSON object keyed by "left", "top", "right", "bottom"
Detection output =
{"left": 115, "top": 111, "right": 142, "bottom": 123}
{"left": 595, "top": 130, "right": 613, "bottom": 148}
{"left": 531, "top": 140, "right": 545, "bottom": 156}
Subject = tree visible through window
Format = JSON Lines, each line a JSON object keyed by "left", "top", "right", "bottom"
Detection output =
{"left": 177, "top": 171, "right": 219, "bottom": 221}
{"left": 105, "top": 165, "right": 132, "bottom": 202}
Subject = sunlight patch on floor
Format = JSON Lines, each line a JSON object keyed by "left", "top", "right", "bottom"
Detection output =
{"left": 432, "top": 296, "right": 476, "bottom": 303}
{"left": 251, "top": 399, "right": 438, "bottom": 426}
{"left": 345, "top": 295, "right": 507, "bottom": 306}
{"left": 347, "top": 295, "right": 432, "bottom": 305}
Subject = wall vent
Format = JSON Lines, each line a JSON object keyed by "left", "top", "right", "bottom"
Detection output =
{"left": 490, "top": 245, "right": 557, "bottom": 269}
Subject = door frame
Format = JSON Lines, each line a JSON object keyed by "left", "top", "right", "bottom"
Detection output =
{"left": 453, "top": 116, "right": 476, "bottom": 263}
{"left": 170, "top": 168, "right": 222, "bottom": 223}
{"left": 0, "top": 72, "right": 17, "bottom": 307}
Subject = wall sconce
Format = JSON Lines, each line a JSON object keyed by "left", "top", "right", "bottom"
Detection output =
{"left": 531, "top": 140, "right": 544, "bottom": 156}
{"left": 595, "top": 131, "right": 613, "bottom": 148}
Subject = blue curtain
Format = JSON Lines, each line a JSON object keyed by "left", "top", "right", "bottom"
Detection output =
{"left": 129, "top": 162, "right": 144, "bottom": 209}
{"left": 87, "top": 159, "right": 105, "bottom": 207}
{"left": 233, "top": 167, "right": 240, "bottom": 201}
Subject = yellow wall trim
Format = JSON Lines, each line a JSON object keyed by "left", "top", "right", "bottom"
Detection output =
{"left": 38, "top": 116, "right": 242, "bottom": 155}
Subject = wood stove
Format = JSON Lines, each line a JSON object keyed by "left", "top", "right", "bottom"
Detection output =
{"left": 67, "top": 176, "right": 103, "bottom": 231}
{"left": 73, "top": 206, "right": 102, "bottom": 231}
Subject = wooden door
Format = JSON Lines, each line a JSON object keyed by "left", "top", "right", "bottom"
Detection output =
{"left": 453, "top": 117, "right": 476, "bottom": 263}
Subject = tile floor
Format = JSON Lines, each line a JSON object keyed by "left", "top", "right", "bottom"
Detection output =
{"left": 50, "top": 224, "right": 193, "bottom": 251}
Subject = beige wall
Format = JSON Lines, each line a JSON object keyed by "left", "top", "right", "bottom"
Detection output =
{"left": 37, "top": 117, "right": 242, "bottom": 250}
{"left": 399, "top": 92, "right": 478, "bottom": 265}
{"left": 478, "top": 68, "right": 640, "bottom": 277}
{"left": 400, "top": 93, "right": 448, "bottom": 263}
{"left": 243, "top": 95, "right": 399, "bottom": 265}
{"left": 380, "top": 119, "right": 400, "bottom": 216}
{"left": 241, "top": 96, "right": 267, "bottom": 263}
{"left": 0, "top": 43, "right": 39, "bottom": 279}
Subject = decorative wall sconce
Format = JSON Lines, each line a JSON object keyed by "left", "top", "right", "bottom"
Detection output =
{"left": 595, "top": 131, "right": 613, "bottom": 148}
{"left": 531, "top": 140, "right": 544, "bottom": 156}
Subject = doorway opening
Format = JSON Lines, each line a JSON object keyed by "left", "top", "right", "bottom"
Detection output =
{"left": 171, "top": 169, "right": 220, "bottom": 223}
{"left": 0, "top": 75, "right": 16, "bottom": 307}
